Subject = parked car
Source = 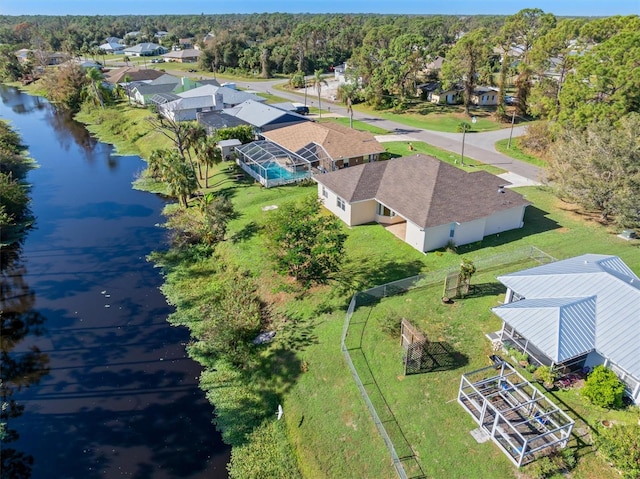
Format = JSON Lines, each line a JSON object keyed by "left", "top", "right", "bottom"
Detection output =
{"left": 505, "top": 96, "right": 518, "bottom": 106}
{"left": 151, "top": 58, "right": 164, "bottom": 63}
{"left": 294, "top": 105, "right": 310, "bottom": 115}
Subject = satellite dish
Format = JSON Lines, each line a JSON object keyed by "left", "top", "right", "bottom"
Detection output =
{"left": 277, "top": 404, "right": 283, "bottom": 420}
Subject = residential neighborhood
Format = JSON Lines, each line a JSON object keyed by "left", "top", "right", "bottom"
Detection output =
{"left": 0, "top": 6, "right": 638, "bottom": 479}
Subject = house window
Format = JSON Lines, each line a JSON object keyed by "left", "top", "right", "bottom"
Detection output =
{"left": 377, "top": 203, "right": 395, "bottom": 217}
{"left": 449, "top": 222, "right": 456, "bottom": 238}
{"left": 337, "top": 197, "right": 346, "bottom": 211}
{"left": 322, "top": 186, "right": 328, "bottom": 198}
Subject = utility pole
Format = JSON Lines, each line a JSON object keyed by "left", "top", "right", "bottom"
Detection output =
{"left": 508, "top": 109, "right": 516, "bottom": 149}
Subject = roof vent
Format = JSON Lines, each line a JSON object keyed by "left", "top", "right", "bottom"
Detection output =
{"left": 498, "top": 186, "right": 505, "bottom": 194}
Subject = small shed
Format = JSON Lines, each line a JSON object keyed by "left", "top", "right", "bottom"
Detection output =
{"left": 219, "top": 139, "right": 242, "bottom": 160}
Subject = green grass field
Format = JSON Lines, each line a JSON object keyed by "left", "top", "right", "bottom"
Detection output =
{"left": 320, "top": 117, "right": 390, "bottom": 135}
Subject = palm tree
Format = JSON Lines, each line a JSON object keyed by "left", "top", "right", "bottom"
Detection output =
{"left": 195, "top": 137, "right": 222, "bottom": 188}
{"left": 337, "top": 83, "right": 357, "bottom": 128}
{"left": 311, "top": 69, "right": 328, "bottom": 119}
{"left": 84, "top": 67, "right": 105, "bottom": 108}
{"left": 163, "top": 150, "right": 198, "bottom": 207}
{"left": 184, "top": 123, "right": 207, "bottom": 179}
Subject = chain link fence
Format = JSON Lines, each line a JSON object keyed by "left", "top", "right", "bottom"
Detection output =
{"left": 340, "top": 246, "right": 555, "bottom": 479}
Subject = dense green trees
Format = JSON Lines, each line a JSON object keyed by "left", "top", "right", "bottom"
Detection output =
{"left": 441, "top": 28, "right": 490, "bottom": 116}
{"left": 595, "top": 424, "right": 640, "bottom": 479}
{"left": 264, "top": 196, "right": 347, "bottom": 286}
{"left": 0, "top": 122, "right": 34, "bottom": 245}
{"left": 547, "top": 114, "right": 640, "bottom": 229}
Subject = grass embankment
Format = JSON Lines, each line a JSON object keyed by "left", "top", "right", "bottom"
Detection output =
{"left": 74, "top": 102, "right": 640, "bottom": 479}
{"left": 495, "top": 137, "right": 547, "bottom": 168}
{"left": 319, "top": 117, "right": 390, "bottom": 135}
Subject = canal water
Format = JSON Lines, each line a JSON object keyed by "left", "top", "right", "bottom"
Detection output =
{"left": 0, "top": 86, "right": 230, "bottom": 478}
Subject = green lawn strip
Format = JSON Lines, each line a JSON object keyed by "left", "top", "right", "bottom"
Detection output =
{"left": 352, "top": 103, "right": 506, "bottom": 133}
{"left": 319, "top": 117, "right": 390, "bottom": 135}
{"left": 495, "top": 138, "right": 547, "bottom": 168}
{"left": 255, "top": 91, "right": 292, "bottom": 104}
{"left": 383, "top": 141, "right": 506, "bottom": 175}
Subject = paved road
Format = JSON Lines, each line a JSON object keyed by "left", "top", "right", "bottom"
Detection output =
{"left": 174, "top": 73, "right": 544, "bottom": 184}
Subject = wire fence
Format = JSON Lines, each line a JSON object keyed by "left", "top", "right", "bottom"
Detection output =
{"left": 340, "top": 246, "right": 555, "bottom": 479}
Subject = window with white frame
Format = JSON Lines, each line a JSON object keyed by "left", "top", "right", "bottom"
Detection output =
{"left": 337, "top": 197, "right": 346, "bottom": 211}
{"left": 322, "top": 186, "right": 328, "bottom": 198}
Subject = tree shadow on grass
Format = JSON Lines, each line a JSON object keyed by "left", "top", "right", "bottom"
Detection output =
{"left": 334, "top": 257, "right": 425, "bottom": 299}
{"left": 230, "top": 221, "right": 260, "bottom": 243}
{"left": 464, "top": 282, "right": 506, "bottom": 299}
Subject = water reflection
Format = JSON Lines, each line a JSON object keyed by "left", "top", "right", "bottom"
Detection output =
{"left": 0, "top": 88, "right": 45, "bottom": 115}
{"left": 1, "top": 243, "right": 50, "bottom": 479}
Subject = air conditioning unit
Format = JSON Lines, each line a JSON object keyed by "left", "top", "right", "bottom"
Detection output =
{"left": 619, "top": 229, "right": 637, "bottom": 240}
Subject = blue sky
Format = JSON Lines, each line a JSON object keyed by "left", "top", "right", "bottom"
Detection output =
{"left": 1, "top": 0, "right": 638, "bottom": 16}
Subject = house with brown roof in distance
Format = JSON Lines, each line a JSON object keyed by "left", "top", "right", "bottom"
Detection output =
{"left": 261, "top": 121, "right": 385, "bottom": 172}
{"left": 162, "top": 49, "right": 202, "bottom": 63}
{"left": 314, "top": 155, "right": 530, "bottom": 253}
{"left": 103, "top": 67, "right": 165, "bottom": 85}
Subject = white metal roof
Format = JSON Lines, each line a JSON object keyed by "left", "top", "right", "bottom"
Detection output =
{"left": 493, "top": 254, "right": 640, "bottom": 379}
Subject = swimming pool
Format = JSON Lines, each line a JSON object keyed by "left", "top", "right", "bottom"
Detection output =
{"left": 247, "top": 160, "right": 309, "bottom": 181}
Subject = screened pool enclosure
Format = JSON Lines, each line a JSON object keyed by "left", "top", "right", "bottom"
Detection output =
{"left": 235, "top": 140, "right": 312, "bottom": 187}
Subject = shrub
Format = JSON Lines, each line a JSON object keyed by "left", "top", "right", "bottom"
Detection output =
{"left": 533, "top": 366, "right": 557, "bottom": 386}
{"left": 525, "top": 447, "right": 577, "bottom": 479}
{"left": 581, "top": 365, "right": 625, "bottom": 409}
{"left": 594, "top": 424, "right": 640, "bottom": 479}
{"left": 520, "top": 121, "right": 554, "bottom": 154}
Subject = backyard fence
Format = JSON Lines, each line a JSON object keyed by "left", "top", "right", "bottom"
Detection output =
{"left": 340, "top": 246, "right": 555, "bottom": 479}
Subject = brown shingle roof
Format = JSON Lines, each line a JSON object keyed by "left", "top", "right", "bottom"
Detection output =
{"left": 104, "top": 67, "right": 165, "bottom": 84}
{"left": 261, "top": 121, "right": 385, "bottom": 160}
{"left": 315, "top": 155, "right": 530, "bottom": 228}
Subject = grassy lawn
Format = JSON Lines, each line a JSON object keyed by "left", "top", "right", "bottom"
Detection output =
{"left": 353, "top": 101, "right": 509, "bottom": 133}
{"left": 383, "top": 141, "right": 506, "bottom": 175}
{"left": 495, "top": 138, "right": 547, "bottom": 168}
{"left": 319, "top": 117, "right": 390, "bottom": 135}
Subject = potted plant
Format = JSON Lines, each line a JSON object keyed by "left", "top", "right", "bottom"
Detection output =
{"left": 533, "top": 365, "right": 557, "bottom": 389}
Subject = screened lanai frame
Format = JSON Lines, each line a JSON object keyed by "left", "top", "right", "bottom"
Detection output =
{"left": 235, "top": 140, "right": 312, "bottom": 188}
{"left": 458, "top": 362, "right": 574, "bottom": 467}
{"left": 296, "top": 142, "right": 335, "bottom": 172}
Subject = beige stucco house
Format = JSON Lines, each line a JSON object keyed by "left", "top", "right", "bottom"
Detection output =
{"left": 314, "top": 155, "right": 530, "bottom": 253}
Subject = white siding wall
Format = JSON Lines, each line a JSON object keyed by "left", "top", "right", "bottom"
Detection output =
{"left": 454, "top": 218, "right": 486, "bottom": 245}
{"left": 484, "top": 205, "right": 527, "bottom": 236}
{"left": 422, "top": 223, "right": 452, "bottom": 251}
{"left": 405, "top": 221, "right": 426, "bottom": 252}
{"left": 317, "top": 184, "right": 352, "bottom": 225}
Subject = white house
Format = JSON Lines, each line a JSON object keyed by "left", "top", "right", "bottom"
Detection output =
{"left": 314, "top": 155, "right": 529, "bottom": 253}
{"left": 471, "top": 86, "right": 499, "bottom": 106}
{"left": 122, "top": 43, "right": 168, "bottom": 57}
{"left": 492, "top": 254, "right": 640, "bottom": 403}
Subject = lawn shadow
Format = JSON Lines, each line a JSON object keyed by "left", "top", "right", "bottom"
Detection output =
{"left": 335, "top": 257, "right": 425, "bottom": 300}
{"left": 465, "top": 282, "right": 506, "bottom": 298}
{"left": 405, "top": 340, "right": 469, "bottom": 375}
{"left": 230, "top": 221, "right": 260, "bottom": 243}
